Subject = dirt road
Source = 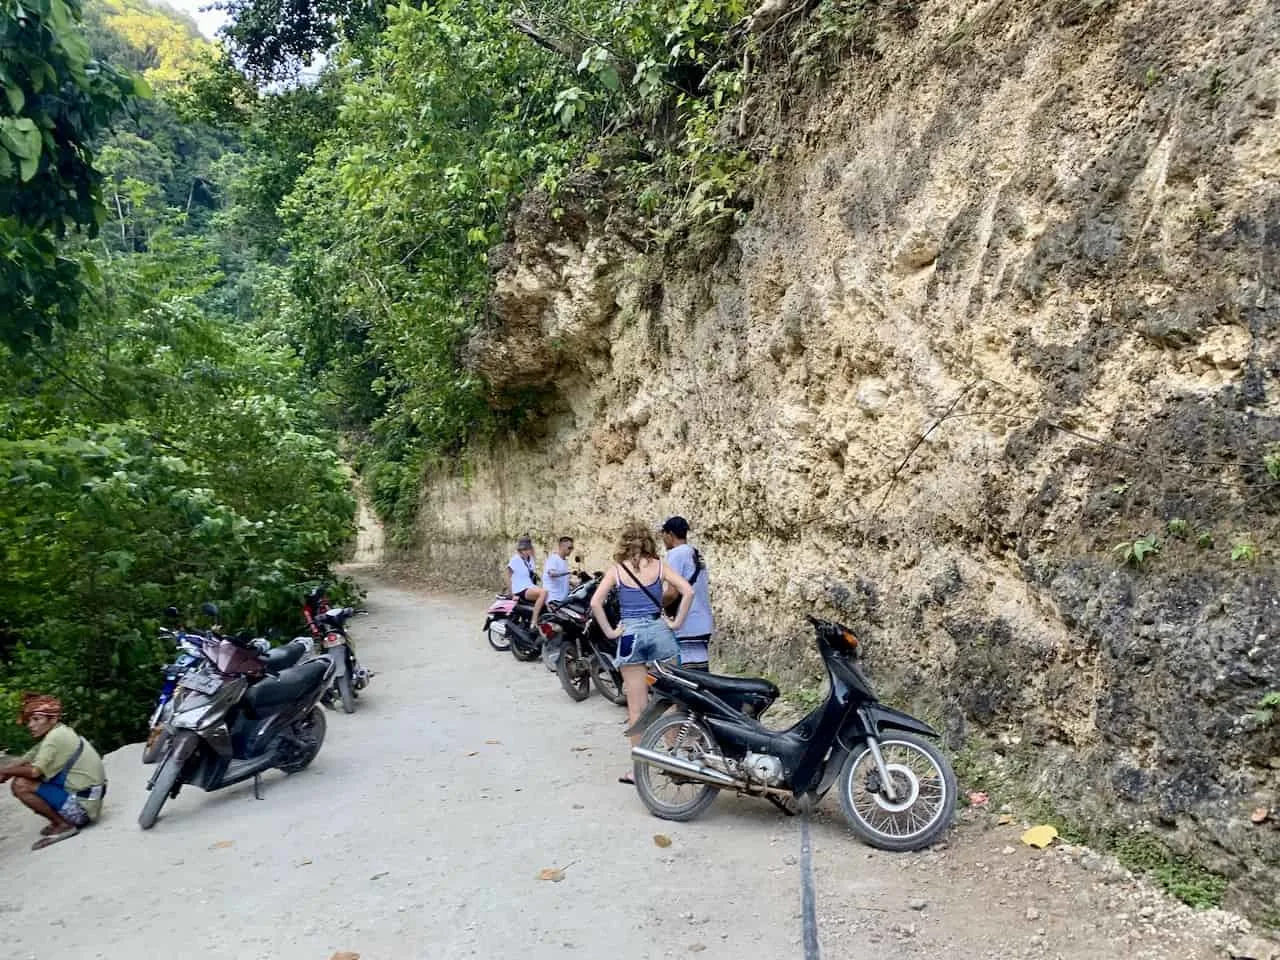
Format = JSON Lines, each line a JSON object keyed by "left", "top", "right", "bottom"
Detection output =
{"left": 0, "top": 578, "right": 1261, "bottom": 960}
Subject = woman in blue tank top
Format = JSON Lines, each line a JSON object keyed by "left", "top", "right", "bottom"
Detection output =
{"left": 590, "top": 519, "right": 694, "bottom": 785}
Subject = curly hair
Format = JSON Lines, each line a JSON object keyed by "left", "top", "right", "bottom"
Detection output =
{"left": 613, "top": 519, "right": 657, "bottom": 564}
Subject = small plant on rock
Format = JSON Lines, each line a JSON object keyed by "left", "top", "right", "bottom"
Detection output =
{"left": 1231, "top": 540, "right": 1258, "bottom": 563}
{"left": 1255, "top": 691, "right": 1280, "bottom": 728}
{"left": 1167, "top": 517, "right": 1189, "bottom": 539}
{"left": 1115, "top": 536, "right": 1161, "bottom": 568}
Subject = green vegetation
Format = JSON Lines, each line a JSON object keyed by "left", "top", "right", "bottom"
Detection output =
{"left": 952, "top": 737, "right": 1229, "bottom": 909}
{"left": 0, "top": 0, "right": 353, "bottom": 753}
{"left": 1110, "top": 831, "right": 1229, "bottom": 909}
{"left": 1114, "top": 535, "right": 1160, "bottom": 567}
{"left": 1255, "top": 691, "right": 1280, "bottom": 727}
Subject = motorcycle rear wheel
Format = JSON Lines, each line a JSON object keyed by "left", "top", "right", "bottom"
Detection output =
{"left": 837, "top": 733, "right": 956, "bottom": 852}
{"left": 633, "top": 714, "right": 720, "bottom": 822}
{"left": 510, "top": 635, "right": 540, "bottom": 661}
{"left": 338, "top": 674, "right": 355, "bottom": 714}
{"left": 557, "top": 652, "right": 591, "bottom": 701}
{"left": 141, "top": 725, "right": 170, "bottom": 765}
{"left": 278, "top": 706, "right": 327, "bottom": 773}
{"left": 138, "top": 743, "right": 184, "bottom": 830}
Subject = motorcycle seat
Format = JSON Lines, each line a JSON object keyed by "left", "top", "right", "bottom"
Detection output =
{"left": 262, "top": 643, "right": 306, "bottom": 673}
{"left": 246, "top": 659, "right": 329, "bottom": 710}
{"left": 667, "top": 666, "right": 780, "bottom": 702}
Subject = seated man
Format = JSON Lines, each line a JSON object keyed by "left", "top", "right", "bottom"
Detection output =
{"left": 505, "top": 534, "right": 547, "bottom": 626}
{"left": 0, "top": 694, "right": 108, "bottom": 850}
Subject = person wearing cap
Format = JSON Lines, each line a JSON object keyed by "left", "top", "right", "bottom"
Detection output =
{"left": 505, "top": 534, "right": 548, "bottom": 626}
{"left": 660, "top": 516, "right": 715, "bottom": 671}
{"left": 0, "top": 694, "right": 108, "bottom": 849}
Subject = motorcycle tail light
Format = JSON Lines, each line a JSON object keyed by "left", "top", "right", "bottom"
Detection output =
{"left": 539, "top": 623, "right": 556, "bottom": 639}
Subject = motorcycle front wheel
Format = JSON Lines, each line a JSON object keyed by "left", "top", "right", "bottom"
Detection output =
{"left": 633, "top": 714, "right": 720, "bottom": 822}
{"left": 486, "top": 620, "right": 511, "bottom": 652}
{"left": 138, "top": 740, "right": 185, "bottom": 830}
{"left": 837, "top": 733, "right": 956, "bottom": 852}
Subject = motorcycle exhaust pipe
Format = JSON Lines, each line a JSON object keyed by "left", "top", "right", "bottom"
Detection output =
{"left": 631, "top": 747, "right": 743, "bottom": 789}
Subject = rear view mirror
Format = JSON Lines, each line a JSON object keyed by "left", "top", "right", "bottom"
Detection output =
{"left": 574, "top": 554, "right": 583, "bottom": 564}
{"left": 200, "top": 602, "right": 220, "bottom": 619}
{"left": 163, "top": 606, "right": 181, "bottom": 620}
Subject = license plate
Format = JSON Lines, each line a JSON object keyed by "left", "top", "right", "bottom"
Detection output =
{"left": 323, "top": 634, "right": 346, "bottom": 648}
{"left": 179, "top": 672, "right": 221, "bottom": 694}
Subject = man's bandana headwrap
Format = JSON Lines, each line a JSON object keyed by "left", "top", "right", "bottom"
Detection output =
{"left": 19, "top": 693, "right": 63, "bottom": 725}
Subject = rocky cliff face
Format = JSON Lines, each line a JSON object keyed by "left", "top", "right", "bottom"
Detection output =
{"left": 413, "top": 0, "right": 1279, "bottom": 918}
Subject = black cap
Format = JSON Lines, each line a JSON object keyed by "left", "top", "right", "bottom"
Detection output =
{"left": 660, "top": 516, "right": 689, "bottom": 538}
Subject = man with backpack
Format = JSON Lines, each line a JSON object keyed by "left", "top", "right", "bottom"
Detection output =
{"left": 659, "top": 516, "right": 714, "bottom": 671}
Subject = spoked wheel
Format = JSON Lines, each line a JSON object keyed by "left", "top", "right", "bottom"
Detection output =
{"left": 278, "top": 706, "right": 327, "bottom": 773}
{"left": 633, "top": 714, "right": 720, "bottom": 822}
{"left": 557, "top": 652, "right": 591, "bottom": 701}
{"left": 590, "top": 653, "right": 627, "bottom": 706}
{"left": 486, "top": 620, "right": 511, "bottom": 652}
{"left": 838, "top": 733, "right": 956, "bottom": 851}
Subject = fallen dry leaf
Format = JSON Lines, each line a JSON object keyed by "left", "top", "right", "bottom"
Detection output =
{"left": 466, "top": 751, "right": 479, "bottom": 757}
{"left": 653, "top": 834, "right": 672, "bottom": 848}
{"left": 996, "top": 814, "right": 1015, "bottom": 826}
{"left": 570, "top": 745, "right": 591, "bottom": 752}
{"left": 1250, "top": 807, "right": 1270, "bottom": 824}
{"left": 330, "top": 953, "right": 360, "bottom": 960}
{"left": 689, "top": 945, "right": 707, "bottom": 953}
{"left": 1021, "top": 824, "right": 1059, "bottom": 849}
{"left": 211, "top": 840, "right": 234, "bottom": 850}
{"left": 298, "top": 858, "right": 313, "bottom": 866}
{"left": 484, "top": 739, "right": 501, "bottom": 745}
{"left": 538, "top": 867, "right": 566, "bottom": 882}
{"left": 968, "top": 791, "right": 990, "bottom": 808}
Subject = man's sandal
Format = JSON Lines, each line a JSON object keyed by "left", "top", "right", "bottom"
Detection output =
{"left": 32, "top": 826, "right": 78, "bottom": 850}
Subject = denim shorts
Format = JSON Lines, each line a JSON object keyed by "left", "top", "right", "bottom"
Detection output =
{"left": 36, "top": 781, "right": 91, "bottom": 827}
{"left": 614, "top": 617, "right": 679, "bottom": 667}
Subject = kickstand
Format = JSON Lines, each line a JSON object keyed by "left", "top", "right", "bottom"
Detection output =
{"left": 253, "top": 773, "right": 263, "bottom": 800}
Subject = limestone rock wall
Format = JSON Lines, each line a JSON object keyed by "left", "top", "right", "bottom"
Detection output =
{"left": 414, "top": 0, "right": 1279, "bottom": 917}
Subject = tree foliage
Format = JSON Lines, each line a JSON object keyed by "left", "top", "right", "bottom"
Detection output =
{"left": 0, "top": 0, "right": 356, "bottom": 752}
{"left": 1, "top": 0, "right": 140, "bottom": 348}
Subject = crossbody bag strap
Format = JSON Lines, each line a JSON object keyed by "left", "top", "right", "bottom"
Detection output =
{"left": 619, "top": 560, "right": 666, "bottom": 614}
{"left": 55, "top": 738, "right": 85, "bottom": 782}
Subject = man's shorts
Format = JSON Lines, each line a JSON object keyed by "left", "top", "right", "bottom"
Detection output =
{"left": 35, "top": 781, "right": 92, "bottom": 827}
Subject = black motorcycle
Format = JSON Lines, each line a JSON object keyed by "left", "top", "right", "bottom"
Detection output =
{"left": 628, "top": 616, "right": 956, "bottom": 851}
{"left": 138, "top": 604, "right": 334, "bottom": 829}
{"left": 541, "top": 575, "right": 627, "bottom": 705}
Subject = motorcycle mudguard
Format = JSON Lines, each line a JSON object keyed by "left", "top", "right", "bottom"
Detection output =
{"left": 328, "top": 642, "right": 349, "bottom": 676}
{"left": 861, "top": 704, "right": 939, "bottom": 739}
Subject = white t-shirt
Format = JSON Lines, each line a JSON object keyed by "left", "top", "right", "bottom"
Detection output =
{"left": 544, "top": 553, "right": 570, "bottom": 602}
{"left": 508, "top": 553, "right": 536, "bottom": 594}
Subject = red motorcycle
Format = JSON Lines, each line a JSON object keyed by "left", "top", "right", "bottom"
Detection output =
{"left": 303, "top": 586, "right": 371, "bottom": 714}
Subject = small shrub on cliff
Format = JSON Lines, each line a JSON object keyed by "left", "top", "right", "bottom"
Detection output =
{"left": 1114, "top": 535, "right": 1161, "bottom": 568}
{"left": 1255, "top": 692, "right": 1280, "bottom": 728}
